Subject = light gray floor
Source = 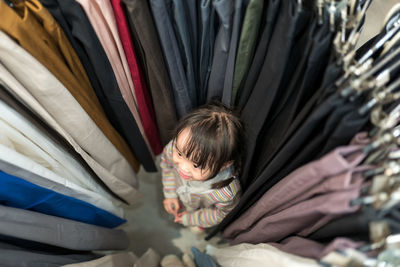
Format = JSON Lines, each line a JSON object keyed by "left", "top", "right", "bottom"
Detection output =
{"left": 120, "top": 157, "right": 225, "bottom": 258}
{"left": 119, "top": 0, "right": 400, "bottom": 260}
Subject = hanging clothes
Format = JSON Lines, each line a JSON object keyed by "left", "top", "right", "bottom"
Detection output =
{"left": 110, "top": 0, "right": 163, "bottom": 155}
{"left": 149, "top": 0, "right": 193, "bottom": 118}
{"left": 170, "top": 0, "right": 198, "bottom": 107}
{"left": 75, "top": 0, "right": 157, "bottom": 171}
{"left": 206, "top": 0, "right": 234, "bottom": 101}
{"left": 0, "top": 32, "right": 141, "bottom": 204}
{"left": 0, "top": 240, "right": 99, "bottom": 267}
{"left": 0, "top": 205, "right": 129, "bottom": 251}
{"left": 198, "top": 0, "right": 216, "bottom": 105}
{"left": 122, "top": 0, "right": 178, "bottom": 146}
{"left": 231, "top": 0, "right": 264, "bottom": 105}
{"left": 38, "top": 0, "right": 157, "bottom": 171}
{"left": 0, "top": 1, "right": 141, "bottom": 172}
{"left": 221, "top": 0, "right": 247, "bottom": 107}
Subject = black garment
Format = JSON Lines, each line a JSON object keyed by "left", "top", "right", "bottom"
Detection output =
{"left": 123, "top": 0, "right": 178, "bottom": 146}
{"left": 310, "top": 204, "right": 400, "bottom": 242}
{"left": 236, "top": 0, "right": 281, "bottom": 109}
{"left": 240, "top": 0, "right": 310, "bottom": 189}
{"left": 39, "top": 0, "right": 157, "bottom": 172}
{"left": 221, "top": 0, "right": 247, "bottom": 107}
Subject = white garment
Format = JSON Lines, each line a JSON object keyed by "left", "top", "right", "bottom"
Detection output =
{"left": 206, "top": 243, "right": 320, "bottom": 267}
{"left": 0, "top": 144, "right": 123, "bottom": 217}
{"left": 0, "top": 99, "right": 123, "bottom": 216}
{"left": 0, "top": 31, "right": 141, "bottom": 204}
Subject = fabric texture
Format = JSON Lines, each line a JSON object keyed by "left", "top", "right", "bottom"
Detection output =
{"left": 0, "top": 170, "right": 125, "bottom": 228}
{"left": 0, "top": 1, "right": 139, "bottom": 172}
{"left": 206, "top": 243, "right": 320, "bottom": 267}
{"left": 62, "top": 252, "right": 138, "bottom": 267}
{"left": 39, "top": 0, "right": 157, "bottom": 171}
{"left": 206, "top": 0, "right": 234, "bottom": 101}
{"left": 123, "top": 0, "right": 178, "bottom": 146}
{"left": 110, "top": 0, "right": 162, "bottom": 155}
{"left": 170, "top": 0, "right": 197, "bottom": 107}
{"left": 160, "top": 140, "right": 241, "bottom": 227}
{"left": 0, "top": 240, "right": 99, "bottom": 267}
{"left": 149, "top": 0, "right": 192, "bottom": 118}
{"left": 223, "top": 145, "right": 366, "bottom": 239}
{"left": 0, "top": 33, "right": 141, "bottom": 204}
{"left": 75, "top": 0, "right": 156, "bottom": 171}
{"left": 0, "top": 205, "right": 129, "bottom": 251}
{"left": 231, "top": 0, "right": 264, "bottom": 105}
{"left": 191, "top": 247, "right": 218, "bottom": 267}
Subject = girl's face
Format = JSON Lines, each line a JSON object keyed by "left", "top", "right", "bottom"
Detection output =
{"left": 172, "top": 128, "right": 211, "bottom": 181}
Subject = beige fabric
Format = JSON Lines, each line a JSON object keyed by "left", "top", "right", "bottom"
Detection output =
{"left": 62, "top": 252, "right": 138, "bottom": 267}
{"left": 182, "top": 254, "right": 196, "bottom": 267}
{"left": 206, "top": 243, "right": 320, "bottom": 267}
{"left": 0, "top": 32, "right": 141, "bottom": 204}
{"left": 134, "top": 248, "right": 160, "bottom": 267}
{"left": 161, "top": 255, "right": 184, "bottom": 267}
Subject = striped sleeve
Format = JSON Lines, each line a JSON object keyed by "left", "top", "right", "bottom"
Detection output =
{"left": 160, "top": 141, "right": 177, "bottom": 199}
{"left": 181, "top": 179, "right": 241, "bottom": 227}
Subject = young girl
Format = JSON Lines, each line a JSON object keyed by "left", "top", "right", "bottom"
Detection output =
{"left": 160, "top": 101, "right": 244, "bottom": 230}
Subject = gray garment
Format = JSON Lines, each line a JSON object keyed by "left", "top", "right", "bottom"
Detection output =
{"left": 0, "top": 205, "right": 129, "bottom": 251}
{"left": 198, "top": 0, "right": 216, "bottom": 104}
{"left": 149, "top": 0, "right": 192, "bottom": 118}
{"left": 221, "top": 0, "right": 247, "bottom": 107}
{"left": 0, "top": 241, "right": 98, "bottom": 267}
{"left": 207, "top": 0, "right": 234, "bottom": 101}
{"left": 171, "top": 0, "right": 197, "bottom": 107}
{"left": 63, "top": 252, "right": 138, "bottom": 267}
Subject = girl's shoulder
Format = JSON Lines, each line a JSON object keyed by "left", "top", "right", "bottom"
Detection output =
{"left": 209, "top": 177, "right": 241, "bottom": 202}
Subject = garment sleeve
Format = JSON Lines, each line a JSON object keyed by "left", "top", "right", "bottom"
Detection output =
{"left": 160, "top": 141, "right": 178, "bottom": 199}
{"left": 181, "top": 181, "right": 241, "bottom": 227}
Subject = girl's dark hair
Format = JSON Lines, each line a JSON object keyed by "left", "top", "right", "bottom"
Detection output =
{"left": 174, "top": 101, "right": 245, "bottom": 183}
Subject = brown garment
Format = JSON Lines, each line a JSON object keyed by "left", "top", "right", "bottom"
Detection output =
{"left": 123, "top": 0, "right": 178, "bottom": 145}
{"left": 0, "top": 0, "right": 139, "bottom": 171}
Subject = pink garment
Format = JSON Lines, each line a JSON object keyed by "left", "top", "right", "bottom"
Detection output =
{"left": 76, "top": 0, "right": 154, "bottom": 157}
{"left": 110, "top": 0, "right": 162, "bottom": 155}
{"left": 223, "top": 145, "right": 366, "bottom": 239}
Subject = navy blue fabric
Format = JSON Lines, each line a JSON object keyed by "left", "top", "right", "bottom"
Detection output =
{"left": 0, "top": 171, "right": 125, "bottom": 228}
{"left": 191, "top": 247, "right": 218, "bottom": 267}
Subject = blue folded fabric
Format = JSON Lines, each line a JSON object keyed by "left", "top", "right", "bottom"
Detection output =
{"left": 0, "top": 171, "right": 125, "bottom": 228}
{"left": 191, "top": 247, "right": 218, "bottom": 267}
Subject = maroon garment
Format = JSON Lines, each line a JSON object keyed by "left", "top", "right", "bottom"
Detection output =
{"left": 111, "top": 0, "right": 162, "bottom": 155}
{"left": 223, "top": 145, "right": 366, "bottom": 239}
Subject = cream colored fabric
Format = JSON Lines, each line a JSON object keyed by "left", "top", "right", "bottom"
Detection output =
{"left": 206, "top": 243, "right": 320, "bottom": 267}
{"left": 134, "top": 248, "right": 160, "bottom": 267}
{"left": 161, "top": 255, "right": 184, "bottom": 267}
{"left": 62, "top": 252, "right": 138, "bottom": 267}
{"left": 0, "top": 32, "right": 141, "bottom": 204}
{"left": 0, "top": 99, "right": 123, "bottom": 217}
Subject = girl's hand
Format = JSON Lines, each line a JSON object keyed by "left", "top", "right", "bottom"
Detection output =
{"left": 163, "top": 198, "right": 180, "bottom": 216}
{"left": 174, "top": 211, "right": 187, "bottom": 224}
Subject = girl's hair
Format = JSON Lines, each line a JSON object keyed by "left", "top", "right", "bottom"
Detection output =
{"left": 173, "top": 101, "right": 245, "bottom": 184}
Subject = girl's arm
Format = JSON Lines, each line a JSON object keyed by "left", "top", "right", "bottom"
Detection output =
{"left": 160, "top": 141, "right": 178, "bottom": 199}
{"left": 180, "top": 180, "right": 241, "bottom": 227}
